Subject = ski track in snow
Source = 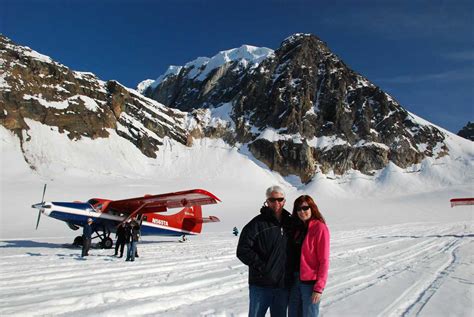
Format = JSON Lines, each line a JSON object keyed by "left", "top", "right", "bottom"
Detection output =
{"left": 0, "top": 222, "right": 472, "bottom": 316}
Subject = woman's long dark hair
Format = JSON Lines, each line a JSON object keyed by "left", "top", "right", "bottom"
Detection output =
{"left": 292, "top": 195, "right": 326, "bottom": 224}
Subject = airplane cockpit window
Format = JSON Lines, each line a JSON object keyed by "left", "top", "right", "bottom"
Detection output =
{"left": 88, "top": 199, "right": 99, "bottom": 205}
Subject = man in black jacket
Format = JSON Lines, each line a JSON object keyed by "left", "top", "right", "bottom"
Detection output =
{"left": 114, "top": 223, "right": 126, "bottom": 257}
{"left": 237, "top": 186, "right": 293, "bottom": 317}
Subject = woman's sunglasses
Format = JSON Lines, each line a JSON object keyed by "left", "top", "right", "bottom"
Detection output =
{"left": 296, "top": 206, "right": 310, "bottom": 212}
{"left": 268, "top": 197, "right": 285, "bottom": 202}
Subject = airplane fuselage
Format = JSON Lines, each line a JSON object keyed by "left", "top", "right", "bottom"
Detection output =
{"left": 41, "top": 201, "right": 198, "bottom": 237}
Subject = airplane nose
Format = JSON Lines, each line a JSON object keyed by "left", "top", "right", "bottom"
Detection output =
{"left": 31, "top": 202, "right": 52, "bottom": 230}
{"left": 32, "top": 203, "right": 51, "bottom": 211}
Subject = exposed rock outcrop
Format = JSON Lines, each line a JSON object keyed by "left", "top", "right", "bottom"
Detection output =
{"left": 457, "top": 122, "right": 474, "bottom": 141}
{"left": 0, "top": 35, "right": 188, "bottom": 161}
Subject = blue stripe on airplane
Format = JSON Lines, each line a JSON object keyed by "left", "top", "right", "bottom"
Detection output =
{"left": 49, "top": 211, "right": 95, "bottom": 226}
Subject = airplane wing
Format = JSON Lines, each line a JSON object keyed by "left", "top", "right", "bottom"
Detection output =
{"left": 104, "top": 189, "right": 221, "bottom": 217}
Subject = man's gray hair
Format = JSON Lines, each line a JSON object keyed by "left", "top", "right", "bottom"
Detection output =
{"left": 266, "top": 185, "right": 285, "bottom": 198}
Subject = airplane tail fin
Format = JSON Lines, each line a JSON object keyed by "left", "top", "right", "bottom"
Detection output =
{"left": 148, "top": 205, "right": 220, "bottom": 235}
{"left": 181, "top": 205, "right": 220, "bottom": 234}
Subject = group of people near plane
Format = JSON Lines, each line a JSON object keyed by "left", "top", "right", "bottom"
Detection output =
{"left": 81, "top": 217, "right": 141, "bottom": 262}
{"left": 114, "top": 219, "right": 141, "bottom": 261}
{"left": 237, "top": 185, "right": 330, "bottom": 317}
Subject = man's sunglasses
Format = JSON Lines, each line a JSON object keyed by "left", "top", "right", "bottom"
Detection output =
{"left": 296, "top": 206, "right": 310, "bottom": 212}
{"left": 268, "top": 197, "right": 285, "bottom": 202}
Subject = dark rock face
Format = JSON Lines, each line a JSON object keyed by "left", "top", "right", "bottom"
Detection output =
{"left": 0, "top": 35, "right": 188, "bottom": 161}
{"left": 249, "top": 139, "right": 318, "bottom": 183}
{"left": 457, "top": 122, "right": 474, "bottom": 141}
{"left": 145, "top": 61, "right": 245, "bottom": 112}
{"left": 145, "top": 33, "right": 448, "bottom": 182}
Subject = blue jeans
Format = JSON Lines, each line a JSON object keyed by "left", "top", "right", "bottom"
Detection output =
{"left": 126, "top": 241, "right": 137, "bottom": 261}
{"left": 249, "top": 285, "right": 288, "bottom": 317}
{"left": 288, "top": 273, "right": 320, "bottom": 317}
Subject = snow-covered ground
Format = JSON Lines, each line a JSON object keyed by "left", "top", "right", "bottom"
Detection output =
{"left": 0, "top": 221, "right": 472, "bottom": 316}
{"left": 1, "top": 123, "right": 473, "bottom": 316}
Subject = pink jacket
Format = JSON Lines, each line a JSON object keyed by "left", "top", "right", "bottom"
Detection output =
{"left": 299, "top": 219, "right": 330, "bottom": 293}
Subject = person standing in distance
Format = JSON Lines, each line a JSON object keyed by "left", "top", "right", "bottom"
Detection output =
{"left": 82, "top": 217, "right": 93, "bottom": 257}
{"left": 114, "top": 223, "right": 126, "bottom": 257}
{"left": 125, "top": 218, "right": 140, "bottom": 262}
{"left": 237, "top": 185, "right": 293, "bottom": 317}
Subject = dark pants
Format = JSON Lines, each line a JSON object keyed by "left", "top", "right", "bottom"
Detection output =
{"left": 115, "top": 239, "right": 125, "bottom": 256}
{"left": 81, "top": 238, "right": 91, "bottom": 257}
{"left": 249, "top": 285, "right": 288, "bottom": 317}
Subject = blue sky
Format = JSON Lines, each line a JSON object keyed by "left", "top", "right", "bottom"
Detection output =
{"left": 1, "top": 0, "right": 473, "bottom": 133}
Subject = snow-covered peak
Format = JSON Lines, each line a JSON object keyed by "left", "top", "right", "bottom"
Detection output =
{"left": 213, "top": 45, "right": 274, "bottom": 66}
{"left": 190, "top": 45, "right": 273, "bottom": 81}
{"left": 184, "top": 56, "right": 211, "bottom": 70}
{"left": 283, "top": 33, "right": 313, "bottom": 42}
{"left": 149, "top": 45, "right": 274, "bottom": 87}
{"left": 281, "top": 33, "right": 314, "bottom": 46}
{"left": 149, "top": 65, "right": 184, "bottom": 89}
{"left": 136, "top": 79, "right": 155, "bottom": 94}
{"left": 193, "top": 45, "right": 273, "bottom": 81}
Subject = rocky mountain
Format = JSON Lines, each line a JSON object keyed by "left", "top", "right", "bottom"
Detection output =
{"left": 457, "top": 122, "right": 474, "bottom": 141}
{"left": 140, "top": 45, "right": 273, "bottom": 112}
{"left": 0, "top": 35, "right": 191, "bottom": 164}
{"left": 143, "top": 33, "right": 448, "bottom": 183}
{"left": 1, "top": 33, "right": 456, "bottom": 184}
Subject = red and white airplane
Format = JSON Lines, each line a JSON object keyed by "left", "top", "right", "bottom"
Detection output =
{"left": 32, "top": 185, "right": 221, "bottom": 248}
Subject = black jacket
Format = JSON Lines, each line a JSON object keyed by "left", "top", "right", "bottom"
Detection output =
{"left": 124, "top": 221, "right": 140, "bottom": 243}
{"left": 236, "top": 206, "right": 293, "bottom": 288}
{"left": 116, "top": 224, "right": 126, "bottom": 242}
{"left": 288, "top": 220, "right": 307, "bottom": 273}
{"left": 83, "top": 223, "right": 92, "bottom": 240}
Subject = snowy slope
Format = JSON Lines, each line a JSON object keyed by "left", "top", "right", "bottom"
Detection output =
{"left": 1, "top": 116, "right": 473, "bottom": 238}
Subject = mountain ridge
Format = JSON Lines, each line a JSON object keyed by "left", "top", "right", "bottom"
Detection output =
{"left": 0, "top": 34, "right": 191, "bottom": 160}
{"left": 1, "top": 33, "right": 471, "bottom": 186}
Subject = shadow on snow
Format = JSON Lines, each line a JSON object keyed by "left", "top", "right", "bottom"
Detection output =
{"left": 0, "top": 239, "right": 178, "bottom": 249}
{"left": 0, "top": 240, "right": 70, "bottom": 249}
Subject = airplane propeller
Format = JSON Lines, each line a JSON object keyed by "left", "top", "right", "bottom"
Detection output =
{"left": 32, "top": 184, "right": 47, "bottom": 230}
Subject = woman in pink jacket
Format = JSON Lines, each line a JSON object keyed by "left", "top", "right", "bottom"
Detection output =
{"left": 288, "top": 195, "right": 330, "bottom": 317}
